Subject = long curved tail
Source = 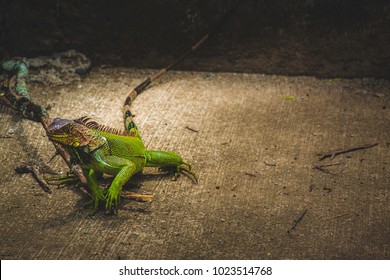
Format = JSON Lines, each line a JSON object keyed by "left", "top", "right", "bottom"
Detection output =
{"left": 123, "top": 0, "right": 241, "bottom": 131}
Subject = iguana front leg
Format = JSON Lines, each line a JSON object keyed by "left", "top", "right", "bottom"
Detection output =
{"left": 84, "top": 169, "right": 106, "bottom": 214}
{"left": 103, "top": 156, "right": 138, "bottom": 212}
{"left": 47, "top": 168, "right": 105, "bottom": 214}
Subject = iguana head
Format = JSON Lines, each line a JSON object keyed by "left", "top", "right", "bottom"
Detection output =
{"left": 47, "top": 117, "right": 105, "bottom": 151}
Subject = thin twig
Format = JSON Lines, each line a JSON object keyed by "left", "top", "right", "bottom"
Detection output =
{"left": 329, "top": 212, "right": 354, "bottom": 220}
{"left": 264, "top": 161, "right": 277, "bottom": 166}
{"left": 323, "top": 187, "right": 332, "bottom": 193}
{"left": 121, "top": 191, "right": 154, "bottom": 203}
{"left": 313, "top": 162, "right": 343, "bottom": 175}
{"left": 287, "top": 209, "right": 308, "bottom": 237}
{"left": 47, "top": 151, "right": 60, "bottom": 164}
{"left": 15, "top": 164, "right": 52, "bottom": 193}
{"left": 31, "top": 165, "right": 52, "bottom": 193}
{"left": 185, "top": 126, "right": 199, "bottom": 133}
{"left": 317, "top": 143, "right": 378, "bottom": 160}
{"left": 221, "top": 139, "right": 231, "bottom": 145}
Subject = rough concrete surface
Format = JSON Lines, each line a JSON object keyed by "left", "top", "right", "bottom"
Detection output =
{"left": 0, "top": 68, "right": 389, "bottom": 259}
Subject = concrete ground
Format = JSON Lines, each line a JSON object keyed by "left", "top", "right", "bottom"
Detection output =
{"left": 0, "top": 68, "right": 389, "bottom": 259}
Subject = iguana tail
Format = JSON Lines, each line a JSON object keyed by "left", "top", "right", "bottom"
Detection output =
{"left": 123, "top": 0, "right": 241, "bottom": 131}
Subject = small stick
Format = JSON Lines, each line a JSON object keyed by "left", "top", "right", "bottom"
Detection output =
{"left": 0, "top": 135, "right": 12, "bottom": 138}
{"left": 264, "top": 161, "right": 277, "bottom": 166}
{"left": 221, "top": 139, "right": 232, "bottom": 145}
{"left": 287, "top": 208, "right": 308, "bottom": 237}
{"left": 329, "top": 212, "right": 354, "bottom": 220}
{"left": 245, "top": 172, "right": 256, "bottom": 177}
{"left": 15, "top": 164, "right": 52, "bottom": 193}
{"left": 323, "top": 187, "right": 332, "bottom": 193}
{"left": 47, "top": 151, "right": 60, "bottom": 164}
{"left": 313, "top": 162, "right": 343, "bottom": 175}
{"left": 185, "top": 126, "right": 198, "bottom": 133}
{"left": 317, "top": 143, "right": 378, "bottom": 160}
{"left": 31, "top": 165, "right": 52, "bottom": 193}
{"left": 121, "top": 191, "right": 154, "bottom": 203}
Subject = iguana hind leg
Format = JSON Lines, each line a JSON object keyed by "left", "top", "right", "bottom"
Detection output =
{"left": 145, "top": 150, "right": 198, "bottom": 183}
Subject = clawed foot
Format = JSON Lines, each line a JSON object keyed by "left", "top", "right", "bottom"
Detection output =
{"left": 83, "top": 192, "right": 106, "bottom": 215}
{"left": 179, "top": 162, "right": 198, "bottom": 183}
{"left": 105, "top": 188, "right": 120, "bottom": 214}
{"left": 83, "top": 198, "right": 105, "bottom": 215}
{"left": 45, "top": 174, "right": 79, "bottom": 187}
{"left": 159, "top": 162, "right": 198, "bottom": 183}
{"left": 85, "top": 188, "right": 150, "bottom": 215}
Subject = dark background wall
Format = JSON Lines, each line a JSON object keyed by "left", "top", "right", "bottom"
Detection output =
{"left": 1, "top": 0, "right": 389, "bottom": 78}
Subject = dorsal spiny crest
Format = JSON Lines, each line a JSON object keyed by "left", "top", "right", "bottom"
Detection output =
{"left": 75, "top": 116, "right": 132, "bottom": 136}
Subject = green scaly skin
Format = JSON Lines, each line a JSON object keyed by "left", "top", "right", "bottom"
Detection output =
{"left": 47, "top": 117, "right": 197, "bottom": 213}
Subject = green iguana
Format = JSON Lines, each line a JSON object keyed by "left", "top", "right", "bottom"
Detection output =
{"left": 46, "top": 116, "right": 196, "bottom": 213}
{"left": 1, "top": 2, "right": 240, "bottom": 213}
